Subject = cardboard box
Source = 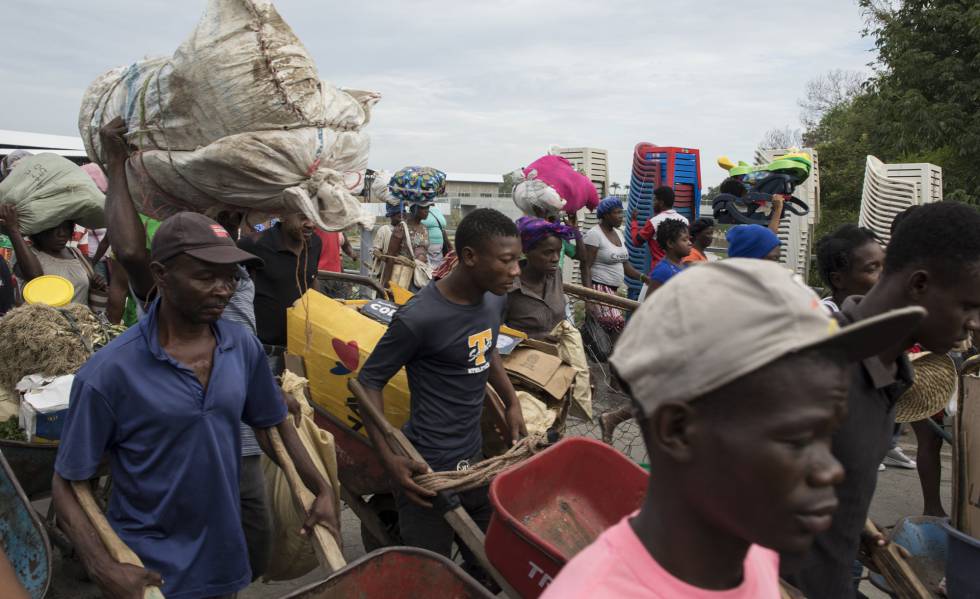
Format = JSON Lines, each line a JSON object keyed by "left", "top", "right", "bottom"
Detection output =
{"left": 955, "top": 371, "right": 980, "bottom": 537}
{"left": 18, "top": 374, "right": 73, "bottom": 442}
{"left": 503, "top": 347, "right": 576, "bottom": 402}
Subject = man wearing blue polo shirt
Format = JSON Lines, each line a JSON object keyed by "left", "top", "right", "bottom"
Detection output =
{"left": 51, "top": 212, "right": 339, "bottom": 599}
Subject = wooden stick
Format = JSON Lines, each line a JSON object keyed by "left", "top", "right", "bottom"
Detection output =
{"left": 71, "top": 481, "right": 165, "bottom": 599}
{"left": 267, "top": 427, "right": 346, "bottom": 573}
{"left": 563, "top": 282, "right": 641, "bottom": 312}
{"left": 864, "top": 520, "right": 931, "bottom": 599}
{"left": 348, "top": 379, "right": 521, "bottom": 598}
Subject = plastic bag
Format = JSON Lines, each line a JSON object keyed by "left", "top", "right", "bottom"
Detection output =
{"left": 0, "top": 154, "right": 105, "bottom": 235}
{"left": 261, "top": 371, "right": 342, "bottom": 581}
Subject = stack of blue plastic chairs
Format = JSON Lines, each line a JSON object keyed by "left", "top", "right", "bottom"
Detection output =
{"left": 624, "top": 143, "right": 702, "bottom": 300}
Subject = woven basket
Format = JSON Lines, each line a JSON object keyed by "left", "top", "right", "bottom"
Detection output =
{"left": 894, "top": 352, "right": 957, "bottom": 423}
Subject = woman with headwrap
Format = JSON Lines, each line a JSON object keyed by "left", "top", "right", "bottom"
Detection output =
{"left": 581, "top": 197, "right": 651, "bottom": 335}
{"left": 380, "top": 167, "right": 446, "bottom": 290}
{"left": 726, "top": 224, "right": 781, "bottom": 261}
{"left": 505, "top": 217, "right": 578, "bottom": 340}
{"left": 506, "top": 216, "right": 595, "bottom": 421}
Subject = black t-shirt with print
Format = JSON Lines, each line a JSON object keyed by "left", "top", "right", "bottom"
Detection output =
{"left": 358, "top": 282, "right": 506, "bottom": 471}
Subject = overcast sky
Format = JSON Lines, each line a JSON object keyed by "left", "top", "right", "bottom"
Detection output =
{"left": 0, "top": 0, "right": 874, "bottom": 188}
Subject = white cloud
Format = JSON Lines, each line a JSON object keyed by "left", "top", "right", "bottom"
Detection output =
{"left": 0, "top": 0, "right": 875, "bottom": 188}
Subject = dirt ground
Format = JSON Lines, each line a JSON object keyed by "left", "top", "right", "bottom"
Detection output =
{"left": 41, "top": 373, "right": 952, "bottom": 598}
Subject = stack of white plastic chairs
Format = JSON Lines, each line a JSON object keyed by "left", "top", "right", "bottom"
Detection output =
{"left": 859, "top": 156, "right": 942, "bottom": 244}
{"left": 753, "top": 148, "right": 821, "bottom": 277}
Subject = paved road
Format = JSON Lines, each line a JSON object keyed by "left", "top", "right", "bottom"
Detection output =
{"left": 42, "top": 422, "right": 951, "bottom": 598}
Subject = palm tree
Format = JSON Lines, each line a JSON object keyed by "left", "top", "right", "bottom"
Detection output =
{"left": 624, "top": 184, "right": 631, "bottom": 197}
{"left": 610, "top": 182, "right": 622, "bottom": 197}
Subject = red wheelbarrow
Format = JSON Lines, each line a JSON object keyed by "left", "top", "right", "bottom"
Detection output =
{"left": 283, "top": 547, "right": 494, "bottom": 599}
{"left": 485, "top": 437, "right": 649, "bottom": 598}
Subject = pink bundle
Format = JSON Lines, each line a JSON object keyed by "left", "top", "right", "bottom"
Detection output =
{"left": 523, "top": 155, "right": 599, "bottom": 213}
{"left": 81, "top": 163, "right": 108, "bottom": 193}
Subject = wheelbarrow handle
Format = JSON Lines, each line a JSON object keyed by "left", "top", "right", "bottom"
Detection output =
{"left": 348, "top": 379, "right": 523, "bottom": 598}
{"left": 268, "top": 426, "right": 346, "bottom": 573}
{"left": 71, "top": 481, "right": 165, "bottom": 599}
{"left": 348, "top": 379, "right": 430, "bottom": 468}
{"left": 863, "top": 519, "right": 931, "bottom": 599}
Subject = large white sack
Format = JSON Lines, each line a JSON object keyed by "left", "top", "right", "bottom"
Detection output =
{"left": 0, "top": 154, "right": 105, "bottom": 235}
{"left": 81, "top": 0, "right": 323, "bottom": 155}
{"left": 126, "top": 128, "right": 374, "bottom": 230}
{"left": 77, "top": 0, "right": 380, "bottom": 230}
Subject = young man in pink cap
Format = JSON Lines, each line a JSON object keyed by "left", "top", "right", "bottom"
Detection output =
{"left": 542, "top": 259, "right": 922, "bottom": 598}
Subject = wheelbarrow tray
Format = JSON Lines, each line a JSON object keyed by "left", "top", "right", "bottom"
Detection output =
{"left": 282, "top": 546, "right": 493, "bottom": 599}
{"left": 0, "top": 439, "right": 59, "bottom": 499}
{"left": 0, "top": 450, "right": 51, "bottom": 598}
{"left": 486, "top": 437, "right": 648, "bottom": 597}
{"left": 869, "top": 516, "right": 948, "bottom": 596}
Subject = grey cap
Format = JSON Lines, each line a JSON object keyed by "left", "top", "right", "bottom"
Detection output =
{"left": 610, "top": 259, "right": 925, "bottom": 417}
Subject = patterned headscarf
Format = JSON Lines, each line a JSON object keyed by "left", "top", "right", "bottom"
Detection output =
{"left": 516, "top": 216, "right": 577, "bottom": 253}
{"left": 595, "top": 197, "right": 623, "bottom": 218}
{"left": 388, "top": 166, "right": 447, "bottom": 205}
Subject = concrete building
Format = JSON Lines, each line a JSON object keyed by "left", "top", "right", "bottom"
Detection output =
{"left": 556, "top": 147, "right": 609, "bottom": 200}
{"left": 445, "top": 173, "right": 503, "bottom": 198}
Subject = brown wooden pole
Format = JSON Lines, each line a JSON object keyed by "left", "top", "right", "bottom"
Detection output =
{"left": 563, "top": 282, "right": 641, "bottom": 313}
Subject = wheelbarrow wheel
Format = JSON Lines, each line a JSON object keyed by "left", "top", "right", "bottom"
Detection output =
{"left": 360, "top": 494, "right": 402, "bottom": 552}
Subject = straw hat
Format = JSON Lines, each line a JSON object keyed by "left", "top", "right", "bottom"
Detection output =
{"left": 894, "top": 352, "right": 957, "bottom": 423}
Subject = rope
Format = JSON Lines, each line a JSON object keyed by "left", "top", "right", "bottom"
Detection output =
{"left": 413, "top": 433, "right": 548, "bottom": 494}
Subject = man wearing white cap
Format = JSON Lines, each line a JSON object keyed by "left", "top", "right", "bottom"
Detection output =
{"left": 541, "top": 259, "right": 923, "bottom": 599}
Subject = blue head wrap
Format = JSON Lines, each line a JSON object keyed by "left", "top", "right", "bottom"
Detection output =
{"left": 726, "top": 225, "right": 780, "bottom": 259}
{"left": 596, "top": 197, "right": 622, "bottom": 218}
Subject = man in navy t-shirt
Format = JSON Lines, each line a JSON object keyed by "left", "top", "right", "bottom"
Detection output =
{"left": 357, "top": 208, "right": 527, "bottom": 573}
{"left": 52, "top": 210, "right": 339, "bottom": 599}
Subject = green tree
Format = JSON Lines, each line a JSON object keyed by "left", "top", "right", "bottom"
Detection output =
{"left": 857, "top": 0, "right": 980, "bottom": 203}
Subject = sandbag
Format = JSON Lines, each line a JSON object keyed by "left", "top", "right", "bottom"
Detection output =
{"left": 262, "top": 370, "right": 342, "bottom": 582}
{"left": 78, "top": 0, "right": 379, "bottom": 231}
{"left": 0, "top": 154, "right": 105, "bottom": 235}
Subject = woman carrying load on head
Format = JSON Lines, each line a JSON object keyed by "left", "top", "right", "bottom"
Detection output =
{"left": 0, "top": 204, "right": 108, "bottom": 311}
{"left": 511, "top": 168, "right": 584, "bottom": 272}
{"left": 380, "top": 167, "right": 445, "bottom": 291}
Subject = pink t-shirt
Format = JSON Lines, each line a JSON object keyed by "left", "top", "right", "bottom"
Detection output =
{"left": 540, "top": 515, "right": 781, "bottom": 599}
